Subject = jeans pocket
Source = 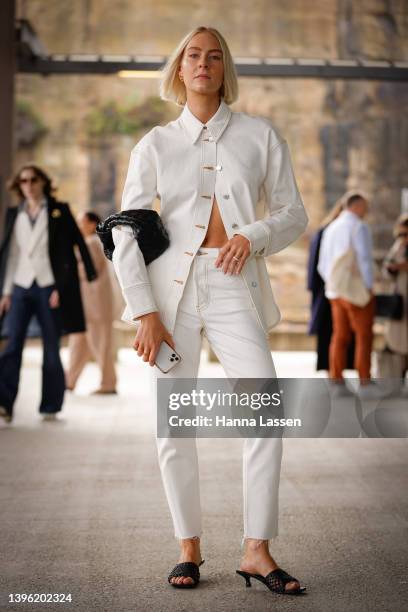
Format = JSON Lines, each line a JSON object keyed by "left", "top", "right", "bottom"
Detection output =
{"left": 209, "top": 268, "right": 255, "bottom": 311}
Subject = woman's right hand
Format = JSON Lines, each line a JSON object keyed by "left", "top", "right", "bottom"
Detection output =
{"left": 0, "top": 295, "right": 11, "bottom": 316}
{"left": 133, "top": 312, "right": 175, "bottom": 366}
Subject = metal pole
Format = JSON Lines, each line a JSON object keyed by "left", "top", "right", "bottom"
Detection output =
{"left": 0, "top": 0, "right": 16, "bottom": 228}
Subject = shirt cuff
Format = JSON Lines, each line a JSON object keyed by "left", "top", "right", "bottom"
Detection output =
{"left": 122, "top": 283, "right": 158, "bottom": 321}
{"left": 235, "top": 220, "right": 269, "bottom": 257}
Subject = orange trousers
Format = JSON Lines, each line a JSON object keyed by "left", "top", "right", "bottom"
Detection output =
{"left": 329, "top": 296, "right": 375, "bottom": 382}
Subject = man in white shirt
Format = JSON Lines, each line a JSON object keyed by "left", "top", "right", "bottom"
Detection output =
{"left": 318, "top": 193, "right": 376, "bottom": 390}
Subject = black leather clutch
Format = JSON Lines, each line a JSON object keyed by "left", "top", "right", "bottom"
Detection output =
{"left": 374, "top": 293, "right": 404, "bottom": 320}
{"left": 96, "top": 209, "right": 170, "bottom": 265}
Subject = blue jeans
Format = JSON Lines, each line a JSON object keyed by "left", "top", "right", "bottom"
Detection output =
{"left": 0, "top": 282, "right": 65, "bottom": 416}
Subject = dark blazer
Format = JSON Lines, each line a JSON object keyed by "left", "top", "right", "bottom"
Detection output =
{"left": 307, "top": 227, "right": 328, "bottom": 335}
{"left": 0, "top": 197, "right": 97, "bottom": 335}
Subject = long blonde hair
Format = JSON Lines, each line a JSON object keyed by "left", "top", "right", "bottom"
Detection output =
{"left": 319, "top": 198, "right": 345, "bottom": 228}
{"left": 160, "top": 26, "right": 238, "bottom": 106}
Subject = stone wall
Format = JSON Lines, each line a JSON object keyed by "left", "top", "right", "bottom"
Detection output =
{"left": 14, "top": 0, "right": 408, "bottom": 323}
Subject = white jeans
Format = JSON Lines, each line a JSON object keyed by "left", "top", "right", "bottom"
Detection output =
{"left": 151, "top": 248, "right": 283, "bottom": 540}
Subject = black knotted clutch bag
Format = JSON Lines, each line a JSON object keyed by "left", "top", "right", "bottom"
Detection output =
{"left": 96, "top": 209, "right": 170, "bottom": 265}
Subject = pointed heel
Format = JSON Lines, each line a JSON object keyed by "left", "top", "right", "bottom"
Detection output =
{"left": 236, "top": 570, "right": 252, "bottom": 587}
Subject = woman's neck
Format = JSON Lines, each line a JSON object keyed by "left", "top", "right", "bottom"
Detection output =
{"left": 185, "top": 93, "right": 221, "bottom": 124}
{"left": 26, "top": 195, "right": 44, "bottom": 209}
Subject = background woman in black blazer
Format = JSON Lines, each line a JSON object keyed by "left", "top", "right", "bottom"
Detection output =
{"left": 0, "top": 164, "right": 97, "bottom": 422}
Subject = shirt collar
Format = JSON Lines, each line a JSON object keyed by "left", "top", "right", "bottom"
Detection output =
{"left": 180, "top": 99, "right": 232, "bottom": 144}
{"left": 20, "top": 197, "right": 47, "bottom": 212}
{"left": 342, "top": 209, "right": 360, "bottom": 222}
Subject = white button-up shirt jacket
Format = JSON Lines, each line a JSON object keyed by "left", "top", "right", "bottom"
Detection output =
{"left": 112, "top": 99, "right": 308, "bottom": 336}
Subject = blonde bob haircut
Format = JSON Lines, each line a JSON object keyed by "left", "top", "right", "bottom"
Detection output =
{"left": 160, "top": 26, "right": 238, "bottom": 106}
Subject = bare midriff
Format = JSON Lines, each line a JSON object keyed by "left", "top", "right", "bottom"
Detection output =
{"left": 201, "top": 196, "right": 229, "bottom": 247}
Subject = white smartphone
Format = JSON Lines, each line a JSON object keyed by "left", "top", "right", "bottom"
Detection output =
{"left": 155, "top": 341, "right": 182, "bottom": 373}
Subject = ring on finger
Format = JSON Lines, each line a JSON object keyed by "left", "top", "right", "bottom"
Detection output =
{"left": 232, "top": 255, "right": 240, "bottom": 262}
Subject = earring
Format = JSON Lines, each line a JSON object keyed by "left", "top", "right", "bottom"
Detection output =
{"left": 179, "top": 74, "right": 184, "bottom": 82}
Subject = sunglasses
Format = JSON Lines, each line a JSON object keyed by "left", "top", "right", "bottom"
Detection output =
{"left": 19, "top": 176, "right": 39, "bottom": 185}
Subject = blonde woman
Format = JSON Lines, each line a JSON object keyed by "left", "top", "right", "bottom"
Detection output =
{"left": 112, "top": 26, "right": 308, "bottom": 594}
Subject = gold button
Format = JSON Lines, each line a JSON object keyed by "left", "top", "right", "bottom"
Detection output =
{"left": 195, "top": 224, "right": 206, "bottom": 229}
{"left": 173, "top": 279, "right": 184, "bottom": 284}
{"left": 232, "top": 223, "right": 238, "bottom": 229}
{"left": 184, "top": 251, "right": 193, "bottom": 256}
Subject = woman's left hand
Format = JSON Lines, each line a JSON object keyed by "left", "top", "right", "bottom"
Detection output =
{"left": 49, "top": 289, "right": 60, "bottom": 309}
{"left": 215, "top": 235, "right": 251, "bottom": 275}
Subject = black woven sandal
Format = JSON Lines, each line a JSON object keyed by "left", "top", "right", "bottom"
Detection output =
{"left": 236, "top": 567, "right": 306, "bottom": 595}
{"left": 168, "top": 560, "right": 205, "bottom": 588}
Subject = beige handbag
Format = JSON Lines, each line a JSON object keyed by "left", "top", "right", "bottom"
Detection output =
{"left": 326, "top": 225, "right": 371, "bottom": 307}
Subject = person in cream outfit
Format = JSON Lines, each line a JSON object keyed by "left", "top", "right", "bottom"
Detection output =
{"left": 66, "top": 211, "right": 117, "bottom": 395}
{"left": 112, "top": 27, "right": 308, "bottom": 594}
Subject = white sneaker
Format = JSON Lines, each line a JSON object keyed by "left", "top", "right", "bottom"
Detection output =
{"left": 358, "top": 382, "right": 391, "bottom": 401}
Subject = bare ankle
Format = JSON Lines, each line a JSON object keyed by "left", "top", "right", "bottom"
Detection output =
{"left": 179, "top": 537, "right": 201, "bottom": 554}
{"left": 244, "top": 538, "right": 269, "bottom": 553}
{"left": 179, "top": 536, "right": 200, "bottom": 545}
